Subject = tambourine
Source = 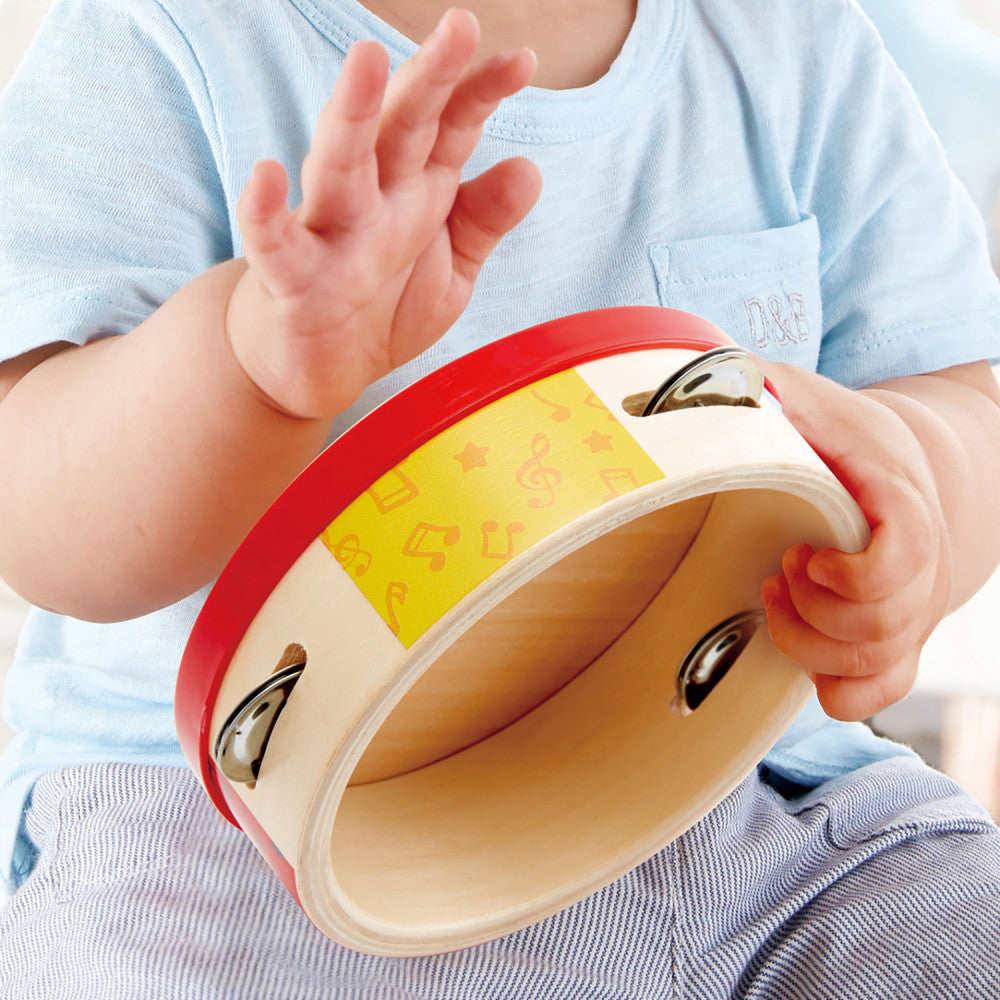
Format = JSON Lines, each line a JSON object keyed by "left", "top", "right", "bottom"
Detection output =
{"left": 176, "top": 307, "right": 869, "bottom": 956}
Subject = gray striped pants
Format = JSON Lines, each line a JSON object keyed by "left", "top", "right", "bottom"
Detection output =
{"left": 1, "top": 757, "right": 999, "bottom": 999}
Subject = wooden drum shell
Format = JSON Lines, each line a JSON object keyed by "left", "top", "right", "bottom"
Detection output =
{"left": 176, "top": 308, "right": 869, "bottom": 956}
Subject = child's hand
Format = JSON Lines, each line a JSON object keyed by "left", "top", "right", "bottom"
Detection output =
{"left": 227, "top": 8, "right": 542, "bottom": 418}
{"left": 756, "top": 361, "right": 951, "bottom": 722}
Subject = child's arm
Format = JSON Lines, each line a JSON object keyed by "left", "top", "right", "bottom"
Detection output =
{"left": 760, "top": 358, "right": 1000, "bottom": 721}
{"left": 0, "top": 9, "right": 541, "bottom": 623}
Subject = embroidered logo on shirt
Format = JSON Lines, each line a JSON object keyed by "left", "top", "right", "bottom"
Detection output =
{"left": 744, "top": 292, "right": 810, "bottom": 347}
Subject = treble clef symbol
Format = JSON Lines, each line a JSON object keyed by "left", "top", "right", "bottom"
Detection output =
{"left": 516, "top": 433, "right": 562, "bottom": 509}
{"left": 332, "top": 533, "right": 373, "bottom": 577}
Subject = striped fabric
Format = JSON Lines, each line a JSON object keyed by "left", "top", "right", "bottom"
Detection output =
{"left": 1, "top": 758, "right": 998, "bottom": 998}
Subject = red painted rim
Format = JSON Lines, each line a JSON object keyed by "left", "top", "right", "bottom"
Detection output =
{"left": 175, "top": 307, "right": 738, "bottom": 832}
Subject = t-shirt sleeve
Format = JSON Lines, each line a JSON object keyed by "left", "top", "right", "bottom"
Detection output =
{"left": 803, "top": 0, "right": 1000, "bottom": 387}
{"left": 0, "top": 0, "right": 232, "bottom": 364}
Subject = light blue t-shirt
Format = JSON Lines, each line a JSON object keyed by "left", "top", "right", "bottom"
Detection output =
{"left": 1, "top": 0, "right": 999, "bottom": 894}
{"left": 859, "top": 0, "right": 1000, "bottom": 258}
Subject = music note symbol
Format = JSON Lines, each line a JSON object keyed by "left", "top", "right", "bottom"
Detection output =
{"left": 367, "top": 467, "right": 420, "bottom": 514}
{"left": 480, "top": 520, "right": 525, "bottom": 560}
{"left": 584, "top": 391, "right": 618, "bottom": 423}
{"left": 401, "top": 522, "right": 461, "bottom": 571}
{"left": 385, "top": 582, "right": 408, "bottom": 636}
{"left": 530, "top": 387, "right": 572, "bottom": 422}
{"left": 516, "top": 433, "right": 562, "bottom": 509}
{"left": 600, "top": 467, "right": 641, "bottom": 502}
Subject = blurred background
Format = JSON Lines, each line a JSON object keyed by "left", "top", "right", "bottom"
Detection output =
{"left": 0, "top": 0, "right": 999, "bottom": 816}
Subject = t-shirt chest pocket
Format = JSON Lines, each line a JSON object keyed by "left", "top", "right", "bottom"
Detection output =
{"left": 650, "top": 216, "right": 822, "bottom": 371}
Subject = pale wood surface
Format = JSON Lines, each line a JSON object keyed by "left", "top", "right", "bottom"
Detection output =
{"left": 352, "top": 496, "right": 713, "bottom": 783}
{"left": 298, "top": 488, "right": 839, "bottom": 952}
{"left": 204, "top": 344, "right": 870, "bottom": 953}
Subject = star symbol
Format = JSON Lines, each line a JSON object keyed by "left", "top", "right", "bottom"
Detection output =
{"left": 454, "top": 440, "right": 489, "bottom": 471}
{"left": 582, "top": 430, "right": 614, "bottom": 453}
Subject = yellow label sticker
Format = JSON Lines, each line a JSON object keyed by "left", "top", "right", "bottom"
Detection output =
{"left": 320, "top": 369, "right": 663, "bottom": 646}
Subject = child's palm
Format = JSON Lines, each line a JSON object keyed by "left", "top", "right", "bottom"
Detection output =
{"left": 229, "top": 10, "right": 540, "bottom": 417}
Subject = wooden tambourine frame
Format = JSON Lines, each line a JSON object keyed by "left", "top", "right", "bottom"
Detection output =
{"left": 176, "top": 307, "right": 869, "bottom": 956}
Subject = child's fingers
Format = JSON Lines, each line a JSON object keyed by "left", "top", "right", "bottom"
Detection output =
{"left": 237, "top": 160, "right": 305, "bottom": 298}
{"left": 447, "top": 156, "right": 542, "bottom": 285}
{"left": 762, "top": 572, "right": 918, "bottom": 681}
{"left": 428, "top": 47, "right": 538, "bottom": 171}
{"left": 806, "top": 479, "right": 937, "bottom": 604}
{"left": 764, "top": 568, "right": 920, "bottom": 720}
{"left": 781, "top": 543, "right": 929, "bottom": 644}
{"left": 298, "top": 40, "right": 390, "bottom": 232}
{"left": 375, "top": 8, "right": 481, "bottom": 186}
{"left": 770, "top": 370, "right": 939, "bottom": 598}
{"left": 765, "top": 363, "right": 940, "bottom": 604}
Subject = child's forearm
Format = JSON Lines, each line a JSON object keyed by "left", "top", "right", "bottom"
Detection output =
{"left": 0, "top": 11, "right": 540, "bottom": 624}
{"left": 0, "top": 260, "right": 333, "bottom": 622}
